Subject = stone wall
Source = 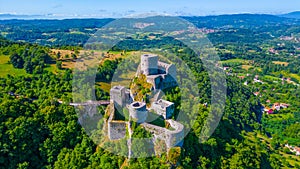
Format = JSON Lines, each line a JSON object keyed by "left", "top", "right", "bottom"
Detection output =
{"left": 146, "top": 74, "right": 177, "bottom": 90}
{"left": 108, "top": 121, "right": 127, "bottom": 140}
{"left": 107, "top": 103, "right": 127, "bottom": 140}
{"left": 165, "top": 120, "right": 184, "bottom": 147}
{"left": 161, "top": 74, "right": 177, "bottom": 89}
{"left": 141, "top": 119, "right": 184, "bottom": 149}
{"left": 140, "top": 54, "right": 177, "bottom": 90}
{"left": 165, "top": 64, "right": 176, "bottom": 79}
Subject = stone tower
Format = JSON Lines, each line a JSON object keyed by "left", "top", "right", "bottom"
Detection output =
{"left": 141, "top": 54, "right": 158, "bottom": 75}
{"left": 110, "top": 86, "right": 126, "bottom": 108}
{"left": 151, "top": 99, "right": 174, "bottom": 119}
{"left": 129, "top": 101, "right": 148, "bottom": 123}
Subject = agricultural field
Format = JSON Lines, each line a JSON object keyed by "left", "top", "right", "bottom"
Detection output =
{"left": 220, "top": 58, "right": 251, "bottom": 64}
{"left": 272, "top": 61, "right": 289, "bottom": 66}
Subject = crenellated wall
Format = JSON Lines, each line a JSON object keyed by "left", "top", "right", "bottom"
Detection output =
{"left": 151, "top": 99, "right": 174, "bottom": 119}
{"left": 165, "top": 120, "right": 184, "bottom": 147}
{"left": 141, "top": 119, "right": 184, "bottom": 149}
{"left": 140, "top": 54, "right": 177, "bottom": 90}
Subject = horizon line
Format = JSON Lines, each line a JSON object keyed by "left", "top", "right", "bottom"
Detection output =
{"left": 0, "top": 10, "right": 299, "bottom": 20}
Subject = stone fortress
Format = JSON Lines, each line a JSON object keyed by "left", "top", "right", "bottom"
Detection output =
{"left": 106, "top": 54, "right": 184, "bottom": 156}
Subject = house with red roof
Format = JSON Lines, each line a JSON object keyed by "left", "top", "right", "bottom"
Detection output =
{"left": 272, "top": 103, "right": 281, "bottom": 111}
{"left": 285, "top": 144, "right": 300, "bottom": 156}
{"left": 295, "top": 147, "right": 300, "bottom": 156}
{"left": 264, "top": 108, "right": 274, "bottom": 114}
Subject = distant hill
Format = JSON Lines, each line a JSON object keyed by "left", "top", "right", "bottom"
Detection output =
{"left": 280, "top": 11, "right": 300, "bottom": 19}
{"left": 183, "top": 14, "right": 297, "bottom": 29}
{"left": 0, "top": 14, "right": 46, "bottom": 20}
{"left": 0, "top": 13, "right": 299, "bottom": 46}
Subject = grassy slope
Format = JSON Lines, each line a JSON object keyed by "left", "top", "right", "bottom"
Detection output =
{"left": 246, "top": 132, "right": 300, "bottom": 168}
{"left": 0, "top": 55, "right": 27, "bottom": 77}
{"left": 221, "top": 58, "right": 250, "bottom": 64}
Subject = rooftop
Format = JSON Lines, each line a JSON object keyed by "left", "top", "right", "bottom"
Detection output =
{"left": 142, "top": 54, "right": 157, "bottom": 58}
{"left": 153, "top": 99, "right": 174, "bottom": 109}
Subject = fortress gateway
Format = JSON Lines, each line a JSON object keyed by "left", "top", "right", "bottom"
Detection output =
{"left": 106, "top": 54, "right": 184, "bottom": 156}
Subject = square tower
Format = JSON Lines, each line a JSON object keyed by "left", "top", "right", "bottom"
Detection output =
{"left": 151, "top": 99, "right": 175, "bottom": 119}
{"left": 141, "top": 54, "right": 158, "bottom": 75}
{"left": 110, "top": 85, "right": 126, "bottom": 107}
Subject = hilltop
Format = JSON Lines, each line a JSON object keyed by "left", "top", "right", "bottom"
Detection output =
{"left": 280, "top": 11, "right": 300, "bottom": 19}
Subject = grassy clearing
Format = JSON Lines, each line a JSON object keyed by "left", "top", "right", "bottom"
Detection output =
{"left": 266, "top": 113, "right": 294, "bottom": 121}
{"left": 272, "top": 61, "right": 289, "bottom": 66}
{"left": 256, "top": 67, "right": 262, "bottom": 72}
{"left": 221, "top": 58, "right": 251, "bottom": 64}
{"left": 96, "top": 82, "right": 111, "bottom": 93}
{"left": 51, "top": 49, "right": 76, "bottom": 58}
{"left": 44, "top": 64, "right": 57, "bottom": 73}
{"left": 248, "top": 49, "right": 256, "bottom": 53}
{"left": 264, "top": 75, "right": 281, "bottom": 81}
{"left": 44, "top": 64, "right": 67, "bottom": 75}
{"left": 50, "top": 50, "right": 138, "bottom": 92}
{"left": 0, "top": 54, "right": 63, "bottom": 76}
{"left": 50, "top": 49, "right": 128, "bottom": 70}
{"left": 241, "top": 65, "right": 253, "bottom": 70}
{"left": 273, "top": 71, "right": 300, "bottom": 82}
{"left": 61, "top": 60, "right": 76, "bottom": 69}
{"left": 70, "top": 31, "right": 85, "bottom": 35}
{"left": 1, "top": 32, "right": 9, "bottom": 36}
{"left": 290, "top": 73, "right": 300, "bottom": 82}
{"left": 0, "top": 55, "right": 27, "bottom": 77}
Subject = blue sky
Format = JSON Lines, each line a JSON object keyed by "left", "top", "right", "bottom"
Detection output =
{"left": 1, "top": 0, "right": 300, "bottom": 17}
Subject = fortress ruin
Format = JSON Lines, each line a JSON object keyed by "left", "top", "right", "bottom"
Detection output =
{"left": 106, "top": 54, "right": 184, "bottom": 157}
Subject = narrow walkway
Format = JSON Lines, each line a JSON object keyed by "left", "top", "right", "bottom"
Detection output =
{"left": 58, "top": 100, "right": 110, "bottom": 106}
